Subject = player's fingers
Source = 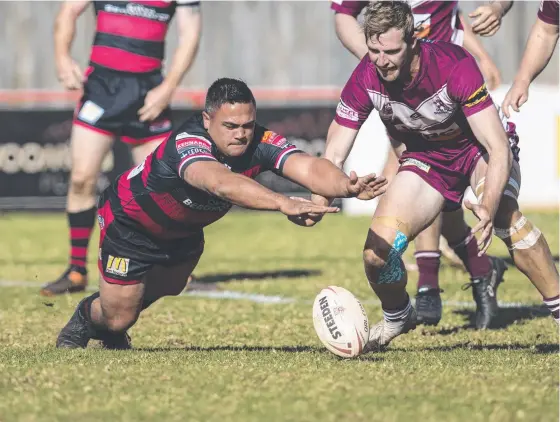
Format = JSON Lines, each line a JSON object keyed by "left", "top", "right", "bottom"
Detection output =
{"left": 464, "top": 199, "right": 474, "bottom": 211}
{"left": 469, "top": 7, "right": 483, "bottom": 18}
{"left": 518, "top": 94, "right": 528, "bottom": 107}
{"left": 470, "top": 218, "right": 486, "bottom": 236}
{"left": 472, "top": 13, "right": 491, "bottom": 30}
{"left": 479, "top": 20, "right": 499, "bottom": 36}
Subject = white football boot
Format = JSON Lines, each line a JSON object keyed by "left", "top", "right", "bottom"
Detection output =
{"left": 364, "top": 300, "right": 417, "bottom": 352}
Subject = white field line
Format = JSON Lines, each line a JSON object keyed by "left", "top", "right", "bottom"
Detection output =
{"left": 0, "top": 279, "right": 546, "bottom": 310}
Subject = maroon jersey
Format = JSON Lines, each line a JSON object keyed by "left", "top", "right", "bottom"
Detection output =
{"left": 103, "top": 114, "right": 302, "bottom": 239}
{"left": 538, "top": 0, "right": 559, "bottom": 25}
{"left": 335, "top": 40, "right": 493, "bottom": 146}
{"left": 331, "top": 0, "right": 464, "bottom": 44}
{"left": 90, "top": 0, "right": 199, "bottom": 73}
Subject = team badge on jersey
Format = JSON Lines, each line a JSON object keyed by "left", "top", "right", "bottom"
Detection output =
{"left": 464, "top": 84, "right": 489, "bottom": 108}
{"left": 106, "top": 255, "right": 130, "bottom": 277}
{"left": 262, "top": 131, "right": 288, "bottom": 148}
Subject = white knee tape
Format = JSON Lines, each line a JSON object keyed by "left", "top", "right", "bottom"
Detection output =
{"left": 494, "top": 216, "right": 542, "bottom": 250}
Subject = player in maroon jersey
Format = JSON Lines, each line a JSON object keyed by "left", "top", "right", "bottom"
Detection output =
{"left": 55, "top": 78, "right": 388, "bottom": 349}
{"left": 502, "top": 0, "right": 559, "bottom": 118}
{"left": 330, "top": 0, "right": 507, "bottom": 327}
{"left": 314, "top": 2, "right": 559, "bottom": 348}
{"left": 42, "top": 0, "right": 202, "bottom": 296}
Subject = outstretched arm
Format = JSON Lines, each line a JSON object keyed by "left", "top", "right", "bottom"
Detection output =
{"left": 184, "top": 161, "right": 339, "bottom": 217}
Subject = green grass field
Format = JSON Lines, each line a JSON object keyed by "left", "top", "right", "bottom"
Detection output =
{"left": 0, "top": 211, "right": 558, "bottom": 422}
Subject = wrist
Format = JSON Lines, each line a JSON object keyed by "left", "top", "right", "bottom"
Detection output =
{"left": 513, "top": 75, "right": 531, "bottom": 87}
{"left": 490, "top": 2, "right": 505, "bottom": 18}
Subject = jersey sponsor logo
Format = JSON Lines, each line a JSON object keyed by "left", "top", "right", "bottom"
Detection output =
{"left": 336, "top": 101, "right": 359, "bottom": 122}
{"left": 104, "top": 3, "right": 171, "bottom": 22}
{"left": 177, "top": 140, "right": 210, "bottom": 155}
{"left": 78, "top": 101, "right": 104, "bottom": 125}
{"left": 465, "top": 84, "right": 489, "bottom": 108}
{"left": 106, "top": 255, "right": 130, "bottom": 277}
{"left": 179, "top": 147, "right": 211, "bottom": 158}
{"left": 262, "top": 131, "right": 289, "bottom": 148}
{"left": 182, "top": 197, "right": 231, "bottom": 212}
{"left": 402, "top": 158, "right": 431, "bottom": 173}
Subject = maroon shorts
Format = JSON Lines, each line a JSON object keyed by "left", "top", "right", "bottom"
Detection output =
{"left": 398, "top": 139, "right": 484, "bottom": 212}
{"left": 96, "top": 192, "right": 204, "bottom": 285}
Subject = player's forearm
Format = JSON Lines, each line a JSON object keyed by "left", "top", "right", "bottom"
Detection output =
{"left": 482, "top": 144, "right": 512, "bottom": 218}
{"left": 334, "top": 14, "right": 368, "bottom": 60}
{"left": 209, "top": 173, "right": 287, "bottom": 211}
{"left": 54, "top": 10, "right": 77, "bottom": 62}
{"left": 304, "top": 159, "right": 351, "bottom": 198}
{"left": 514, "top": 21, "right": 559, "bottom": 85}
{"left": 461, "top": 14, "right": 493, "bottom": 62}
{"left": 162, "top": 12, "right": 201, "bottom": 90}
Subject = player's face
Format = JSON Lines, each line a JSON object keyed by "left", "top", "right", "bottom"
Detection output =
{"left": 203, "top": 102, "right": 257, "bottom": 157}
{"left": 366, "top": 28, "right": 414, "bottom": 82}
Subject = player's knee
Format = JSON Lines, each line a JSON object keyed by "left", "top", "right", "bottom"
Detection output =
{"left": 363, "top": 225, "right": 409, "bottom": 285}
{"left": 363, "top": 231, "right": 393, "bottom": 271}
{"left": 69, "top": 171, "right": 97, "bottom": 196}
{"left": 104, "top": 312, "right": 138, "bottom": 333}
{"left": 494, "top": 212, "right": 542, "bottom": 251}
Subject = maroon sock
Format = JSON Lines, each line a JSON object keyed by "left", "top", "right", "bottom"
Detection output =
{"left": 450, "top": 231, "right": 491, "bottom": 279}
{"left": 415, "top": 251, "right": 441, "bottom": 291}
{"left": 68, "top": 207, "right": 96, "bottom": 274}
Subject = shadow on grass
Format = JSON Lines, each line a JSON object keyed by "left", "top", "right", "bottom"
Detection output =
{"left": 454, "top": 306, "right": 550, "bottom": 330}
{"left": 135, "top": 344, "right": 384, "bottom": 360}
{"left": 192, "top": 269, "right": 321, "bottom": 284}
{"left": 414, "top": 342, "right": 559, "bottom": 355}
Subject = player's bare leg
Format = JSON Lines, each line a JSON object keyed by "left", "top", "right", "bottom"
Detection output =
{"left": 41, "top": 125, "right": 114, "bottom": 296}
{"left": 413, "top": 214, "right": 444, "bottom": 326}
{"left": 442, "top": 207, "right": 508, "bottom": 329}
{"left": 56, "top": 256, "right": 201, "bottom": 349}
{"left": 471, "top": 158, "right": 560, "bottom": 323}
{"left": 362, "top": 171, "right": 444, "bottom": 351}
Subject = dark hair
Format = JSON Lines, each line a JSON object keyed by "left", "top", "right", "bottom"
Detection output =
{"left": 363, "top": 1, "right": 415, "bottom": 44}
{"left": 205, "top": 78, "right": 256, "bottom": 114}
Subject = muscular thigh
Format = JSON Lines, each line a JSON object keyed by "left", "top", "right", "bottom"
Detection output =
{"left": 143, "top": 252, "right": 203, "bottom": 300}
{"left": 373, "top": 170, "right": 445, "bottom": 240}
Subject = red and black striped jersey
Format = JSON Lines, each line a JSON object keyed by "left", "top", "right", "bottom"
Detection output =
{"left": 90, "top": 0, "right": 199, "bottom": 73}
{"left": 104, "top": 114, "right": 303, "bottom": 239}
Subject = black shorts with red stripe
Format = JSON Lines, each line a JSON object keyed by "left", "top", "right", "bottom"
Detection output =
{"left": 96, "top": 189, "right": 204, "bottom": 285}
{"left": 74, "top": 65, "right": 173, "bottom": 145}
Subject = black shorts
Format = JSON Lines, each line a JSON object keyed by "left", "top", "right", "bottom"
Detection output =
{"left": 97, "top": 193, "right": 204, "bottom": 285}
{"left": 74, "top": 65, "right": 173, "bottom": 144}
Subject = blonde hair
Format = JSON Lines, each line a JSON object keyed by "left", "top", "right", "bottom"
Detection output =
{"left": 363, "top": 1, "right": 415, "bottom": 43}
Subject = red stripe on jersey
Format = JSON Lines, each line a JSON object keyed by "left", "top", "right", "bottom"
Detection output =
{"left": 90, "top": 46, "right": 161, "bottom": 73}
{"left": 242, "top": 165, "right": 262, "bottom": 178}
{"left": 149, "top": 192, "right": 191, "bottom": 221}
{"left": 133, "top": 0, "right": 172, "bottom": 7}
{"left": 96, "top": 11, "right": 168, "bottom": 42}
{"left": 118, "top": 171, "right": 164, "bottom": 234}
{"left": 156, "top": 143, "right": 166, "bottom": 160}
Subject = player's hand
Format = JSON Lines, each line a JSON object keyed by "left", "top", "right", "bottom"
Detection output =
{"left": 139, "top": 82, "right": 174, "bottom": 122}
{"left": 479, "top": 58, "right": 502, "bottom": 91}
{"left": 345, "top": 171, "right": 388, "bottom": 200}
{"left": 501, "top": 80, "right": 529, "bottom": 118}
{"left": 56, "top": 56, "right": 83, "bottom": 91}
{"left": 469, "top": 3, "right": 504, "bottom": 37}
{"left": 286, "top": 197, "right": 327, "bottom": 227}
{"left": 280, "top": 196, "right": 339, "bottom": 224}
{"left": 464, "top": 200, "right": 493, "bottom": 256}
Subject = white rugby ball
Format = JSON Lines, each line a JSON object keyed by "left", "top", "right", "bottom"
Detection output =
{"left": 312, "top": 286, "right": 369, "bottom": 358}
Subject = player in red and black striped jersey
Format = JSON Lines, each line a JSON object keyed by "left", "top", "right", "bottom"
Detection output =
{"left": 55, "top": 78, "right": 389, "bottom": 349}
{"left": 41, "top": 0, "right": 201, "bottom": 296}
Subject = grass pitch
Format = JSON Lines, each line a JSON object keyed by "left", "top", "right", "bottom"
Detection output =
{"left": 0, "top": 211, "right": 558, "bottom": 422}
